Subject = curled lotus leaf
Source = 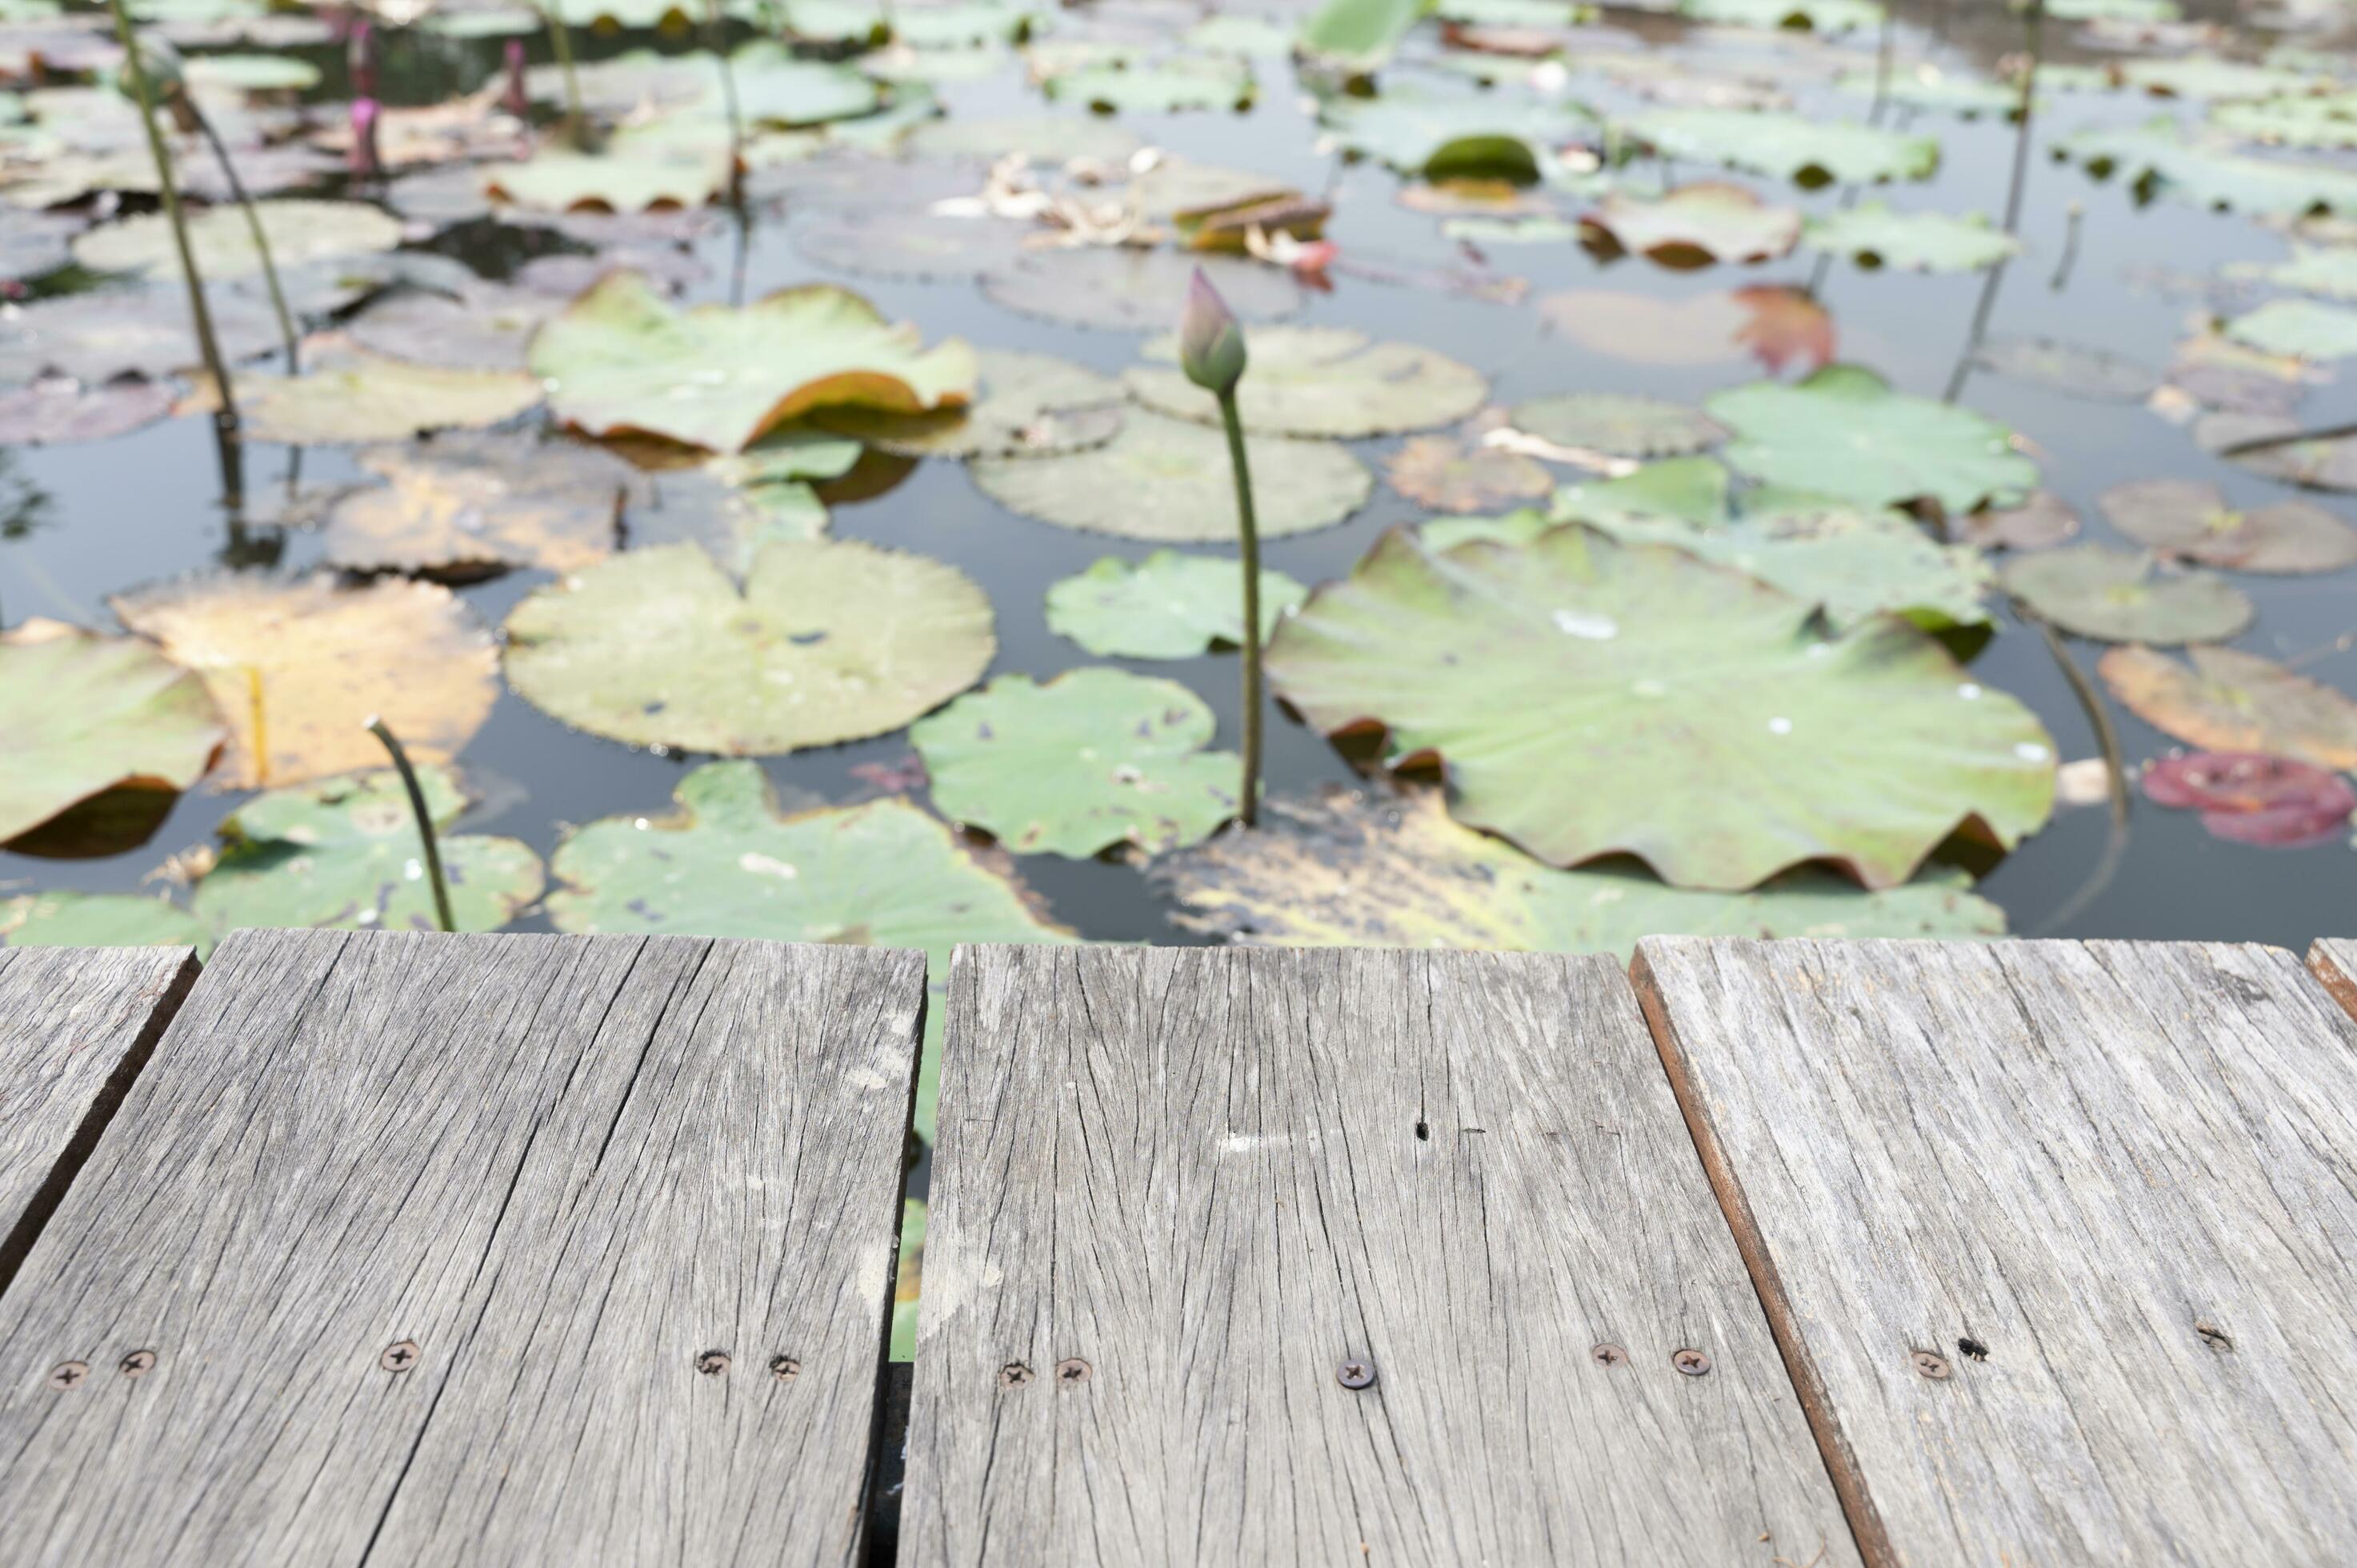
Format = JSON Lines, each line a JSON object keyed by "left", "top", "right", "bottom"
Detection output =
{"left": 2002, "top": 545, "right": 2255, "bottom": 645}
{"left": 1708, "top": 364, "right": 2035, "bottom": 515}
{"left": 1125, "top": 326, "right": 1489, "bottom": 438}
{"left": 2098, "top": 644, "right": 2357, "bottom": 771}
{"left": 1577, "top": 182, "right": 1802, "bottom": 267}
{"left": 0, "top": 618, "right": 226, "bottom": 845}
{"left": 1044, "top": 550, "right": 1307, "bottom": 658}
{"left": 2098, "top": 478, "right": 2357, "bottom": 574}
{"left": 482, "top": 146, "right": 732, "bottom": 213}
{"left": 813, "top": 348, "right": 1124, "bottom": 459}
{"left": 1264, "top": 523, "right": 2057, "bottom": 891}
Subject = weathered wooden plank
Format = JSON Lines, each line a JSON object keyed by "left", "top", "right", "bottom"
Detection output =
{"left": 0, "top": 928, "right": 923, "bottom": 1568}
{"left": 2309, "top": 938, "right": 2357, "bottom": 1022}
{"left": 0, "top": 945, "right": 198, "bottom": 1297}
{"left": 1633, "top": 936, "right": 2357, "bottom": 1568}
{"left": 904, "top": 943, "right": 1857, "bottom": 1568}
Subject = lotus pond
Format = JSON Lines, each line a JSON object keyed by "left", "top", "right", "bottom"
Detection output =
{"left": 6, "top": 0, "right": 2357, "bottom": 1349}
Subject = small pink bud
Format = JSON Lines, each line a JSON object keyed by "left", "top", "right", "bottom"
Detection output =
{"left": 347, "top": 21, "right": 378, "bottom": 102}
{"left": 502, "top": 38, "right": 530, "bottom": 119}
{"left": 348, "top": 96, "right": 382, "bottom": 182}
{"left": 1178, "top": 267, "right": 1247, "bottom": 396}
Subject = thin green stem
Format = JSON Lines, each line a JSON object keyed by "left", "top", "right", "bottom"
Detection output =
{"left": 539, "top": 0, "right": 586, "bottom": 148}
{"left": 2025, "top": 614, "right": 2128, "bottom": 937}
{"left": 366, "top": 716, "right": 458, "bottom": 934}
{"left": 702, "top": 0, "right": 745, "bottom": 206}
{"left": 186, "top": 98, "right": 298, "bottom": 374}
{"left": 1217, "top": 390, "right": 1263, "bottom": 829}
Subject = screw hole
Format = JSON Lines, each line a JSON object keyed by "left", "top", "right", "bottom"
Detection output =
{"left": 2196, "top": 1321, "right": 2234, "bottom": 1350}
{"left": 1957, "top": 1337, "right": 1989, "bottom": 1362}
{"left": 1414, "top": 1121, "right": 1429, "bottom": 1141}
{"left": 695, "top": 1350, "right": 731, "bottom": 1377}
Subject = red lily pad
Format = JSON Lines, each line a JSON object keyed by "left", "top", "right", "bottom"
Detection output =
{"left": 2141, "top": 750, "right": 2356, "bottom": 847}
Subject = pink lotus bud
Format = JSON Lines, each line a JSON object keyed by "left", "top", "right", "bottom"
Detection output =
{"left": 502, "top": 38, "right": 530, "bottom": 119}
{"left": 348, "top": 96, "right": 382, "bottom": 182}
{"left": 1178, "top": 266, "right": 1247, "bottom": 396}
{"left": 347, "top": 21, "right": 378, "bottom": 102}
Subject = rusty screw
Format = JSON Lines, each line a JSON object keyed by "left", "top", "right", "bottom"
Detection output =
{"left": 46, "top": 1361, "right": 90, "bottom": 1391}
{"left": 999, "top": 1361, "right": 1034, "bottom": 1388}
{"left": 770, "top": 1355, "right": 800, "bottom": 1381}
{"left": 1336, "top": 1358, "right": 1376, "bottom": 1390}
{"left": 1912, "top": 1350, "right": 1951, "bottom": 1381}
{"left": 379, "top": 1341, "right": 419, "bottom": 1374}
{"left": 695, "top": 1350, "right": 731, "bottom": 1377}
{"left": 1671, "top": 1349, "right": 1712, "bottom": 1377}
{"left": 118, "top": 1350, "right": 158, "bottom": 1379}
{"left": 1055, "top": 1358, "right": 1092, "bottom": 1386}
{"left": 1591, "top": 1344, "right": 1628, "bottom": 1368}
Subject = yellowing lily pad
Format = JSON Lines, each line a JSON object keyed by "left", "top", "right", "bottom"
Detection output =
{"left": 71, "top": 198, "right": 403, "bottom": 280}
{"left": 322, "top": 432, "right": 634, "bottom": 576}
{"left": 1043, "top": 550, "right": 1308, "bottom": 658}
{"left": 2097, "top": 643, "right": 2357, "bottom": 770}
{"left": 1124, "top": 325, "right": 1488, "bottom": 438}
{"left": 0, "top": 618, "right": 225, "bottom": 845}
{"left": 1384, "top": 434, "right": 1553, "bottom": 512}
{"left": 2001, "top": 545, "right": 2255, "bottom": 644}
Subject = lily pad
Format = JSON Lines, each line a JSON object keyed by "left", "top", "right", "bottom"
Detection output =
{"left": 1539, "top": 286, "right": 1836, "bottom": 372}
{"left": 1510, "top": 392, "right": 1727, "bottom": 458}
{"left": 1709, "top": 364, "right": 2035, "bottom": 514}
{"left": 1316, "top": 90, "right": 1582, "bottom": 179}
{"left": 0, "top": 890, "right": 209, "bottom": 950}
{"left": 787, "top": 209, "right": 1033, "bottom": 281}
{"left": 193, "top": 766, "right": 544, "bottom": 933}
{"left": 70, "top": 198, "right": 402, "bottom": 280}
{"left": 1627, "top": 107, "right": 1939, "bottom": 186}
{"left": 1679, "top": 0, "right": 1882, "bottom": 31}
{"left": 345, "top": 284, "right": 563, "bottom": 373}
{"left": 1802, "top": 202, "right": 2019, "bottom": 271}
{"left": 1149, "top": 783, "right": 2007, "bottom": 954}
{"left": 2057, "top": 118, "right": 2357, "bottom": 218}
{"left": 1043, "top": 550, "right": 1308, "bottom": 658}
{"left": 531, "top": 272, "right": 978, "bottom": 454}
{"left": 1042, "top": 57, "right": 1255, "bottom": 114}
{"left": 1971, "top": 337, "right": 2162, "bottom": 402}
{"left": 2001, "top": 545, "right": 2255, "bottom": 644}
{"left": 483, "top": 146, "right": 731, "bottom": 213}
{"left": 2223, "top": 298, "right": 2357, "bottom": 361}
{"left": 322, "top": 432, "right": 634, "bottom": 576}
{"left": 0, "top": 286, "right": 281, "bottom": 384}
{"left": 1297, "top": 0, "right": 1422, "bottom": 73}
{"left": 911, "top": 668, "right": 1240, "bottom": 857}
{"left": 901, "top": 110, "right": 1142, "bottom": 164}
{"left": 1960, "top": 490, "right": 2080, "bottom": 550}
{"left": 235, "top": 346, "right": 543, "bottom": 446}
{"left": 2242, "top": 244, "right": 2357, "bottom": 301}
{"left": 1576, "top": 182, "right": 1802, "bottom": 267}
{"left": 1125, "top": 326, "right": 1488, "bottom": 438}
{"left": 502, "top": 539, "right": 994, "bottom": 754}
{"left": 978, "top": 246, "right": 1300, "bottom": 331}
{"left": 2098, "top": 643, "right": 2357, "bottom": 770}
{"left": 109, "top": 572, "right": 499, "bottom": 790}
{"left": 2098, "top": 478, "right": 2357, "bottom": 574}
{"left": 1264, "top": 523, "right": 2056, "bottom": 890}
{"left": 1385, "top": 434, "right": 1554, "bottom": 511}
{"left": 542, "top": 758, "right": 1078, "bottom": 1141}
{"left": 0, "top": 377, "right": 175, "bottom": 445}
{"left": 970, "top": 409, "right": 1371, "bottom": 541}
{"left": 811, "top": 347, "right": 1122, "bottom": 458}
{"left": 2139, "top": 751, "right": 2355, "bottom": 848}
{"left": 0, "top": 618, "right": 225, "bottom": 845}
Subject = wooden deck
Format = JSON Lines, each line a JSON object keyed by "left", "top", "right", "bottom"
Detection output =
{"left": 2, "top": 930, "right": 2354, "bottom": 1566}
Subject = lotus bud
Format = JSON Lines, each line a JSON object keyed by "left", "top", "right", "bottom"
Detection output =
{"left": 502, "top": 38, "right": 530, "bottom": 119}
{"left": 348, "top": 96, "right": 382, "bottom": 182}
{"left": 347, "top": 20, "right": 378, "bottom": 101}
{"left": 1178, "top": 266, "right": 1247, "bottom": 397}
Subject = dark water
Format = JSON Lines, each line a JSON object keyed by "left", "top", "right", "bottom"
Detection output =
{"left": 4, "top": 0, "right": 2353, "bottom": 954}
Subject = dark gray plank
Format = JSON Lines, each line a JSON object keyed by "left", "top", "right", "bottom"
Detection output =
{"left": 0, "top": 928, "right": 923, "bottom": 1567}
{"left": 1633, "top": 936, "right": 2357, "bottom": 1568}
{"left": 2310, "top": 938, "right": 2357, "bottom": 1022}
{"left": 903, "top": 944, "right": 1857, "bottom": 1568}
{"left": 0, "top": 945, "right": 198, "bottom": 1297}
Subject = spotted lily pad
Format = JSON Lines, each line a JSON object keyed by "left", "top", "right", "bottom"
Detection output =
{"left": 1576, "top": 182, "right": 1802, "bottom": 267}
{"left": 109, "top": 572, "right": 498, "bottom": 790}
{"left": 1803, "top": 202, "right": 2019, "bottom": 271}
{"left": 531, "top": 272, "right": 978, "bottom": 454}
{"left": 70, "top": 198, "right": 402, "bottom": 280}
{"left": 1509, "top": 392, "right": 1726, "bottom": 458}
{"left": 812, "top": 348, "right": 1122, "bottom": 458}
{"left": 502, "top": 539, "right": 993, "bottom": 753}
{"left": 2001, "top": 546, "right": 2255, "bottom": 644}
{"left": 1709, "top": 365, "right": 2035, "bottom": 514}
{"left": 2098, "top": 644, "right": 2357, "bottom": 770}
{"left": 1265, "top": 523, "right": 2056, "bottom": 890}
{"left": 2098, "top": 478, "right": 2357, "bottom": 574}
{"left": 971, "top": 409, "right": 1371, "bottom": 541}
{"left": 1043, "top": 550, "right": 1308, "bottom": 658}
{"left": 0, "top": 890, "right": 210, "bottom": 950}
{"left": 234, "top": 346, "right": 544, "bottom": 446}
{"left": 978, "top": 247, "right": 1300, "bottom": 331}
{"left": 193, "top": 766, "right": 544, "bottom": 933}
{"left": 322, "top": 432, "right": 634, "bottom": 576}
{"left": 911, "top": 668, "right": 1240, "bottom": 857}
{"left": 0, "top": 618, "right": 225, "bottom": 845}
{"left": 1126, "top": 326, "right": 1488, "bottom": 438}
{"left": 1627, "top": 107, "right": 1939, "bottom": 186}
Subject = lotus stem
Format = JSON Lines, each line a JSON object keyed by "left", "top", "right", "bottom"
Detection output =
{"left": 1943, "top": 0, "right": 2040, "bottom": 405}
{"left": 2024, "top": 614, "right": 2128, "bottom": 937}
{"left": 538, "top": 0, "right": 586, "bottom": 149}
{"left": 366, "top": 715, "right": 457, "bottom": 934}
{"left": 702, "top": 0, "right": 744, "bottom": 206}
{"left": 2050, "top": 201, "right": 2082, "bottom": 291}
{"left": 1216, "top": 390, "right": 1263, "bottom": 829}
{"left": 185, "top": 98, "right": 299, "bottom": 374}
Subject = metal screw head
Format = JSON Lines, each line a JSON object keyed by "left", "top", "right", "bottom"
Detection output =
{"left": 46, "top": 1361, "right": 90, "bottom": 1391}
{"left": 1671, "top": 1349, "right": 1712, "bottom": 1377}
{"left": 695, "top": 1350, "right": 731, "bottom": 1377}
{"left": 999, "top": 1361, "right": 1034, "bottom": 1388}
{"left": 769, "top": 1355, "right": 800, "bottom": 1381}
{"left": 1055, "top": 1358, "right": 1092, "bottom": 1386}
{"left": 1912, "top": 1350, "right": 1951, "bottom": 1381}
{"left": 118, "top": 1350, "right": 158, "bottom": 1379}
{"left": 1592, "top": 1343, "right": 1628, "bottom": 1368}
{"left": 379, "top": 1341, "right": 419, "bottom": 1373}
{"left": 1336, "top": 1358, "right": 1376, "bottom": 1390}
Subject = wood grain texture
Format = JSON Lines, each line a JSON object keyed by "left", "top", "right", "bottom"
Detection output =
{"left": 2309, "top": 939, "right": 2357, "bottom": 1022}
{"left": 1633, "top": 936, "right": 2357, "bottom": 1568}
{"left": 0, "top": 945, "right": 198, "bottom": 1298}
{"left": 0, "top": 928, "right": 923, "bottom": 1568}
{"left": 903, "top": 943, "right": 1857, "bottom": 1568}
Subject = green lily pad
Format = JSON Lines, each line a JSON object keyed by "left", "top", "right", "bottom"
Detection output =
{"left": 1297, "top": 0, "right": 1422, "bottom": 73}
{"left": 542, "top": 758, "right": 1077, "bottom": 1142}
{"left": 1042, "top": 57, "right": 1255, "bottom": 113}
{"left": 1043, "top": 550, "right": 1308, "bottom": 658}
{"left": 724, "top": 45, "right": 889, "bottom": 126}
{"left": 1708, "top": 365, "right": 2035, "bottom": 514}
{"left": 237, "top": 346, "right": 544, "bottom": 446}
{"left": 1802, "top": 202, "right": 2019, "bottom": 272}
{"left": 811, "top": 347, "right": 1122, "bottom": 458}
{"left": 1627, "top": 107, "right": 1939, "bottom": 187}
{"left": 2001, "top": 545, "right": 2256, "bottom": 644}
{"left": 70, "top": 198, "right": 402, "bottom": 280}
{"left": 911, "top": 668, "right": 1240, "bottom": 857}
{"left": 502, "top": 539, "right": 994, "bottom": 753}
{"left": 2223, "top": 298, "right": 2357, "bottom": 361}
{"left": 2117, "top": 58, "right": 2325, "bottom": 102}
{"left": 0, "top": 618, "right": 225, "bottom": 846}
{"left": 1317, "top": 90, "right": 1581, "bottom": 179}
{"left": 1678, "top": 0, "right": 1882, "bottom": 32}
{"left": 1510, "top": 392, "right": 1727, "bottom": 457}
{"left": 2058, "top": 118, "right": 2357, "bottom": 217}
{"left": 1575, "top": 182, "right": 1802, "bottom": 266}
{"left": 1548, "top": 454, "right": 1733, "bottom": 526}
{"left": 322, "top": 432, "right": 634, "bottom": 576}
{"left": 970, "top": 408, "right": 1372, "bottom": 541}
{"left": 1264, "top": 523, "right": 2056, "bottom": 890}
{"left": 1835, "top": 66, "right": 2023, "bottom": 119}
{"left": 530, "top": 272, "right": 977, "bottom": 454}
{"left": 2243, "top": 244, "right": 2357, "bottom": 300}
{"left": 1150, "top": 783, "right": 2007, "bottom": 954}
{"left": 483, "top": 146, "right": 731, "bottom": 213}
{"left": 619, "top": 446, "right": 846, "bottom": 570}
{"left": 2096, "top": 478, "right": 2357, "bottom": 574}
{"left": 978, "top": 247, "right": 1300, "bottom": 331}
{"left": 2212, "top": 93, "right": 2357, "bottom": 150}
{"left": 193, "top": 766, "right": 544, "bottom": 934}
{"left": 1125, "top": 325, "right": 1488, "bottom": 438}
{"left": 182, "top": 51, "right": 320, "bottom": 93}
{"left": 0, "top": 890, "right": 210, "bottom": 951}
{"left": 2097, "top": 643, "right": 2357, "bottom": 771}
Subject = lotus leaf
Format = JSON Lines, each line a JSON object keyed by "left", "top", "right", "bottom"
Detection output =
{"left": 0, "top": 287, "right": 280, "bottom": 383}
{"left": 2224, "top": 298, "right": 2357, "bottom": 361}
{"left": 1510, "top": 392, "right": 1726, "bottom": 457}
{"left": 0, "top": 618, "right": 225, "bottom": 844}
{"left": 900, "top": 110, "right": 1142, "bottom": 164}
{"left": 2098, "top": 477, "right": 2357, "bottom": 574}
{"left": 788, "top": 209, "right": 1033, "bottom": 281}
{"left": 1043, "top": 550, "right": 1308, "bottom": 658}
{"left": 1803, "top": 202, "right": 2019, "bottom": 271}
{"left": 1539, "top": 286, "right": 1836, "bottom": 371}
{"left": 978, "top": 247, "right": 1300, "bottom": 331}
{"left": 502, "top": 539, "right": 993, "bottom": 753}
{"left": 1679, "top": 0, "right": 1881, "bottom": 30}
{"left": 1971, "top": 337, "right": 2161, "bottom": 402}
{"left": 1298, "top": 0, "right": 1422, "bottom": 73}
{"left": 1125, "top": 326, "right": 1487, "bottom": 438}
{"left": 1627, "top": 107, "right": 1939, "bottom": 186}
{"left": 1316, "top": 90, "right": 1580, "bottom": 179}
{"left": 1835, "top": 66, "right": 2022, "bottom": 118}
{"left": 970, "top": 409, "right": 1371, "bottom": 541}
{"left": 1708, "top": 364, "right": 2035, "bottom": 514}
{"left": 531, "top": 272, "right": 977, "bottom": 454}
{"left": 2118, "top": 58, "right": 2325, "bottom": 102}
{"left": 724, "top": 48, "right": 889, "bottom": 126}
{"left": 193, "top": 766, "right": 544, "bottom": 934}
{"left": 109, "top": 572, "right": 498, "bottom": 790}
{"left": 71, "top": 198, "right": 402, "bottom": 279}
{"left": 2058, "top": 119, "right": 2357, "bottom": 217}
{"left": 0, "top": 378, "right": 175, "bottom": 445}
{"left": 483, "top": 146, "right": 731, "bottom": 212}
{"left": 2098, "top": 644, "right": 2357, "bottom": 770}
{"left": 2140, "top": 751, "right": 2355, "bottom": 848}
{"left": 814, "top": 348, "right": 1122, "bottom": 458}
{"left": 2245, "top": 244, "right": 2357, "bottom": 300}
{"left": 911, "top": 668, "right": 1240, "bottom": 857}
{"left": 322, "top": 432, "right": 634, "bottom": 576}
{"left": 2213, "top": 94, "right": 2357, "bottom": 150}
{"left": 1042, "top": 58, "right": 1255, "bottom": 113}
{"left": 1264, "top": 524, "right": 2056, "bottom": 890}
{"left": 2001, "top": 545, "right": 2255, "bottom": 644}
{"left": 1961, "top": 491, "right": 2080, "bottom": 550}
{"left": 1385, "top": 434, "right": 1554, "bottom": 512}
{"left": 234, "top": 347, "right": 543, "bottom": 446}
{"left": 346, "top": 284, "right": 562, "bottom": 373}
{"left": 0, "top": 890, "right": 209, "bottom": 950}
{"left": 1576, "top": 182, "right": 1802, "bottom": 266}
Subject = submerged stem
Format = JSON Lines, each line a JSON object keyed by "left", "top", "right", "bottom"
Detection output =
{"left": 2026, "top": 614, "right": 2129, "bottom": 938}
{"left": 1217, "top": 390, "right": 1263, "bottom": 830}
{"left": 187, "top": 100, "right": 299, "bottom": 374}
{"left": 366, "top": 716, "right": 458, "bottom": 934}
